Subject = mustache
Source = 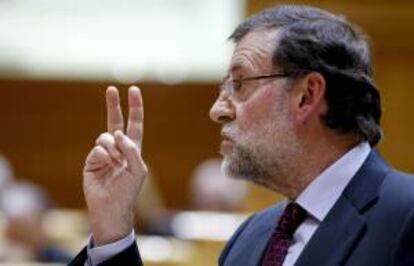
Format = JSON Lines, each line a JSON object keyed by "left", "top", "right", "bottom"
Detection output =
{"left": 221, "top": 124, "right": 238, "bottom": 140}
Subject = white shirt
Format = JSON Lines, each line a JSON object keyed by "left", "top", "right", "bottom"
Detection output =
{"left": 283, "top": 142, "right": 371, "bottom": 266}
{"left": 86, "top": 142, "right": 371, "bottom": 266}
{"left": 85, "top": 231, "right": 136, "bottom": 266}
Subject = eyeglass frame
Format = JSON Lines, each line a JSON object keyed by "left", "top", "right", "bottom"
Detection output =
{"left": 220, "top": 72, "right": 292, "bottom": 100}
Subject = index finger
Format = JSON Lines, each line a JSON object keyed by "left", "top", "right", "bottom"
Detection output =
{"left": 106, "top": 86, "right": 124, "bottom": 133}
{"left": 126, "top": 86, "right": 144, "bottom": 145}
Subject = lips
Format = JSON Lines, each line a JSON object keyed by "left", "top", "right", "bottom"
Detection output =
{"left": 220, "top": 134, "right": 234, "bottom": 154}
{"left": 221, "top": 133, "right": 233, "bottom": 143}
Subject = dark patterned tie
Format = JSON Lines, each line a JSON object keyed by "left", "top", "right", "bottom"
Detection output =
{"left": 261, "top": 202, "right": 307, "bottom": 266}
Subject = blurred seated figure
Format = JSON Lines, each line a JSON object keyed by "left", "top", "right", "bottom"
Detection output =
{"left": 189, "top": 159, "right": 248, "bottom": 212}
{"left": 0, "top": 181, "right": 72, "bottom": 263}
{"left": 134, "top": 159, "right": 249, "bottom": 238}
{"left": 166, "top": 159, "right": 249, "bottom": 241}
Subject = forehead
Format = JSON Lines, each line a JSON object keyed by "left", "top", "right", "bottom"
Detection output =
{"left": 229, "top": 28, "right": 281, "bottom": 74}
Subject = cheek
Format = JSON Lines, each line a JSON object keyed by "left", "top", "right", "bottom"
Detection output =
{"left": 236, "top": 89, "right": 280, "bottom": 132}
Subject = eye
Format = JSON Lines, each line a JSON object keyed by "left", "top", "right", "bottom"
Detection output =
{"left": 232, "top": 80, "right": 243, "bottom": 92}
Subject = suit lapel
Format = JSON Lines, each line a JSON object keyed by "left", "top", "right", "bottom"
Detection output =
{"left": 295, "top": 150, "right": 391, "bottom": 266}
{"left": 294, "top": 197, "right": 366, "bottom": 266}
{"left": 223, "top": 223, "right": 274, "bottom": 266}
{"left": 236, "top": 225, "right": 277, "bottom": 266}
{"left": 68, "top": 247, "right": 87, "bottom": 266}
{"left": 224, "top": 202, "right": 287, "bottom": 266}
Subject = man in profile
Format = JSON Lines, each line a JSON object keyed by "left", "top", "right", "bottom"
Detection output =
{"left": 70, "top": 5, "right": 414, "bottom": 266}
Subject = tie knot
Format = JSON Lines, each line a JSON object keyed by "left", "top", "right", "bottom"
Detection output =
{"left": 276, "top": 202, "right": 307, "bottom": 236}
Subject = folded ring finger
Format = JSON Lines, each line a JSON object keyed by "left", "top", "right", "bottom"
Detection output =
{"left": 95, "top": 132, "right": 123, "bottom": 162}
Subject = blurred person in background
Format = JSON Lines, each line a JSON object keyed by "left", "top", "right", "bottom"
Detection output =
{"left": 70, "top": 4, "right": 414, "bottom": 266}
{"left": 190, "top": 158, "right": 248, "bottom": 212}
{"left": 0, "top": 181, "right": 72, "bottom": 263}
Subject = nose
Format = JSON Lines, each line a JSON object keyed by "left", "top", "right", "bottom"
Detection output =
{"left": 209, "top": 93, "right": 235, "bottom": 124}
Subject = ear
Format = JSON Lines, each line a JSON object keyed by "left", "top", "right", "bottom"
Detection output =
{"left": 292, "top": 72, "right": 326, "bottom": 124}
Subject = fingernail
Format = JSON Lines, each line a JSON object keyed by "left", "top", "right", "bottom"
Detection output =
{"left": 107, "top": 85, "right": 116, "bottom": 92}
{"left": 129, "top": 86, "right": 139, "bottom": 93}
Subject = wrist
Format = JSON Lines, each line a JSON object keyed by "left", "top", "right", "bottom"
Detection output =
{"left": 89, "top": 211, "right": 134, "bottom": 246}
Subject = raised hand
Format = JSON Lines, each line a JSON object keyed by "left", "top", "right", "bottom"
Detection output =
{"left": 83, "top": 86, "right": 148, "bottom": 246}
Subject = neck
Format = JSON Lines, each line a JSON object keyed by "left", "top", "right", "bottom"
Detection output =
{"left": 268, "top": 134, "right": 361, "bottom": 200}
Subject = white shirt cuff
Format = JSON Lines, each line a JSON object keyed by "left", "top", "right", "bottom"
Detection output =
{"left": 86, "top": 230, "right": 136, "bottom": 266}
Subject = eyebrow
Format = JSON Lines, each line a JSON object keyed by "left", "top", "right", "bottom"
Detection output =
{"left": 230, "top": 64, "right": 242, "bottom": 73}
{"left": 221, "top": 64, "right": 243, "bottom": 81}
{"left": 222, "top": 74, "right": 230, "bottom": 80}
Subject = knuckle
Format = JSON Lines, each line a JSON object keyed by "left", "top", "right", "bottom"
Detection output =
{"left": 96, "top": 132, "right": 113, "bottom": 145}
{"left": 95, "top": 133, "right": 106, "bottom": 144}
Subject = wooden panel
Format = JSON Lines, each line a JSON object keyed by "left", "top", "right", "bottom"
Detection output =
{"left": 0, "top": 80, "right": 221, "bottom": 209}
{"left": 375, "top": 57, "right": 414, "bottom": 173}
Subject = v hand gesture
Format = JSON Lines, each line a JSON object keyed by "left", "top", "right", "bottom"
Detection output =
{"left": 83, "top": 86, "right": 148, "bottom": 246}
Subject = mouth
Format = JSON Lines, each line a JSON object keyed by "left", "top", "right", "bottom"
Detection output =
{"left": 220, "top": 134, "right": 234, "bottom": 154}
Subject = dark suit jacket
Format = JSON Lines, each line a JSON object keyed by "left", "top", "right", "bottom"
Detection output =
{"left": 219, "top": 151, "right": 414, "bottom": 266}
{"left": 68, "top": 241, "right": 142, "bottom": 266}
{"left": 69, "top": 151, "right": 414, "bottom": 266}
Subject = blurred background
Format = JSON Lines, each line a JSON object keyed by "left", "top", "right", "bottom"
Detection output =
{"left": 0, "top": 0, "right": 413, "bottom": 265}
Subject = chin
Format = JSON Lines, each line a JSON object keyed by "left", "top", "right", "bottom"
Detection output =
{"left": 221, "top": 156, "right": 259, "bottom": 181}
{"left": 220, "top": 157, "right": 241, "bottom": 179}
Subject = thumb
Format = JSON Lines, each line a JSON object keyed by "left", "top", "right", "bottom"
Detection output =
{"left": 84, "top": 146, "right": 113, "bottom": 172}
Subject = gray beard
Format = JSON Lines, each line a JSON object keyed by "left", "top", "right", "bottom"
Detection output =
{"left": 219, "top": 90, "right": 299, "bottom": 190}
{"left": 221, "top": 143, "right": 272, "bottom": 186}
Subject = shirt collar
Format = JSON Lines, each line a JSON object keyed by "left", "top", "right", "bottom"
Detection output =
{"left": 296, "top": 142, "right": 371, "bottom": 222}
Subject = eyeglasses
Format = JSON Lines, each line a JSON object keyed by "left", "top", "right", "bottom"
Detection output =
{"left": 220, "top": 72, "right": 290, "bottom": 100}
